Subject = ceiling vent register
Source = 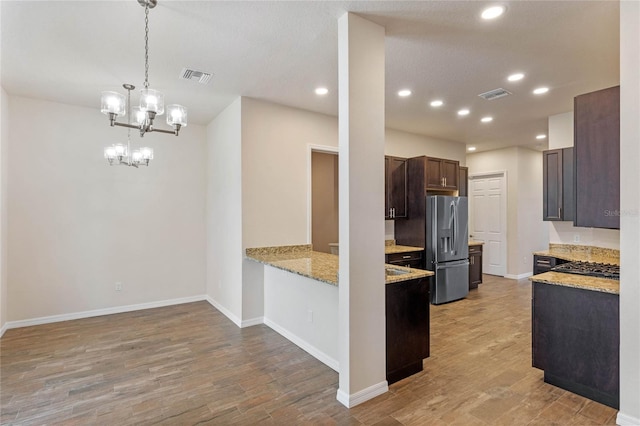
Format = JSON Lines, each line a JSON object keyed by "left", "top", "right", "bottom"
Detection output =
{"left": 478, "top": 88, "right": 512, "bottom": 100}
{"left": 181, "top": 68, "right": 213, "bottom": 84}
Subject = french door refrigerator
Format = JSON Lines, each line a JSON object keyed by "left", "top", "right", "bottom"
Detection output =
{"left": 426, "top": 195, "right": 469, "bottom": 304}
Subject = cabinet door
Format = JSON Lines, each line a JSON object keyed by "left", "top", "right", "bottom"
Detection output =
{"left": 384, "top": 157, "right": 391, "bottom": 219}
{"left": 543, "top": 149, "right": 563, "bottom": 220}
{"left": 425, "top": 158, "right": 444, "bottom": 188}
{"left": 574, "top": 86, "right": 620, "bottom": 229}
{"left": 469, "top": 247, "right": 482, "bottom": 289}
{"left": 389, "top": 157, "right": 407, "bottom": 218}
{"left": 441, "top": 160, "right": 459, "bottom": 190}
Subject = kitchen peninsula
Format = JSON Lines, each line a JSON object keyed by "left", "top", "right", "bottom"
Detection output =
{"left": 246, "top": 244, "right": 434, "bottom": 383}
{"left": 530, "top": 244, "right": 619, "bottom": 409}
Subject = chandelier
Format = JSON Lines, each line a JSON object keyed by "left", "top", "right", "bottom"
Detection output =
{"left": 100, "top": 0, "right": 187, "bottom": 167}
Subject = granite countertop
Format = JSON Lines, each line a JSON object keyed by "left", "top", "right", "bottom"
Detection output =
{"left": 530, "top": 271, "right": 619, "bottom": 295}
{"left": 245, "top": 244, "right": 433, "bottom": 286}
{"left": 469, "top": 240, "right": 484, "bottom": 246}
{"left": 385, "top": 244, "right": 424, "bottom": 254}
{"left": 530, "top": 244, "right": 620, "bottom": 294}
{"left": 533, "top": 243, "right": 619, "bottom": 265}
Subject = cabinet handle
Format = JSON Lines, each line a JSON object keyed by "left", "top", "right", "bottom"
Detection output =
{"left": 558, "top": 207, "right": 561, "bottom": 218}
{"left": 402, "top": 255, "right": 411, "bottom": 259}
{"left": 537, "top": 259, "right": 551, "bottom": 265}
{"left": 444, "top": 177, "right": 447, "bottom": 187}
{"left": 471, "top": 257, "right": 474, "bottom": 265}
{"left": 392, "top": 208, "right": 395, "bottom": 218}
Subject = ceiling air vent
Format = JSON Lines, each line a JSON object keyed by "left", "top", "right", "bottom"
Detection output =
{"left": 478, "top": 88, "right": 512, "bottom": 100}
{"left": 180, "top": 68, "right": 213, "bottom": 84}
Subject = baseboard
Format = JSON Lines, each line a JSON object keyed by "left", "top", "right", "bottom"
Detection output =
{"left": 336, "top": 380, "right": 389, "bottom": 408}
{"left": 3, "top": 295, "right": 207, "bottom": 331}
{"left": 616, "top": 412, "right": 640, "bottom": 425}
{"left": 504, "top": 272, "right": 533, "bottom": 280}
{"left": 241, "top": 316, "right": 264, "bottom": 328}
{"left": 204, "top": 296, "right": 242, "bottom": 328}
{"left": 263, "top": 317, "right": 339, "bottom": 372}
{"left": 0, "top": 322, "right": 7, "bottom": 338}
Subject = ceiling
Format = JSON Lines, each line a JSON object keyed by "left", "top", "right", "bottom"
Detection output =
{"left": 1, "top": 1, "right": 620, "bottom": 152}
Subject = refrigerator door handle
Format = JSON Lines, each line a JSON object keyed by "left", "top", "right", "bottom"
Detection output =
{"left": 450, "top": 201, "right": 456, "bottom": 255}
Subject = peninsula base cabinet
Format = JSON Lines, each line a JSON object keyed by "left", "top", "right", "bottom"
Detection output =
{"left": 386, "top": 277, "right": 430, "bottom": 384}
{"left": 532, "top": 282, "right": 619, "bottom": 409}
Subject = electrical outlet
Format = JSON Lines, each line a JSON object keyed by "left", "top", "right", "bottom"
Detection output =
{"left": 115, "top": 282, "right": 123, "bottom": 291}
{"left": 574, "top": 234, "right": 581, "bottom": 243}
{"left": 307, "top": 310, "right": 313, "bottom": 323}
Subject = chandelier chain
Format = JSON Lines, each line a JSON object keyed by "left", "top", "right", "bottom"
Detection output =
{"left": 144, "top": 3, "right": 150, "bottom": 89}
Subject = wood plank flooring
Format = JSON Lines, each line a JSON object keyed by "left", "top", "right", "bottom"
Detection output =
{"left": 1, "top": 275, "right": 618, "bottom": 425}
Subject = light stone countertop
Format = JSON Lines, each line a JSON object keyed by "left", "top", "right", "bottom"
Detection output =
{"left": 245, "top": 244, "right": 433, "bottom": 286}
{"left": 530, "top": 243, "right": 620, "bottom": 294}
{"left": 468, "top": 240, "right": 484, "bottom": 247}
{"left": 533, "top": 243, "right": 620, "bottom": 265}
{"left": 385, "top": 244, "right": 424, "bottom": 254}
{"left": 529, "top": 271, "right": 619, "bottom": 295}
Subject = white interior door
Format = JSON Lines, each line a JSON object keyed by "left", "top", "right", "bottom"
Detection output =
{"left": 469, "top": 172, "right": 507, "bottom": 276}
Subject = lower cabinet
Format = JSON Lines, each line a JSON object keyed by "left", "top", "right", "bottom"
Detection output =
{"left": 469, "top": 245, "right": 482, "bottom": 289}
{"left": 386, "top": 250, "right": 423, "bottom": 269}
{"left": 386, "top": 277, "right": 430, "bottom": 384}
{"left": 532, "top": 281, "right": 619, "bottom": 409}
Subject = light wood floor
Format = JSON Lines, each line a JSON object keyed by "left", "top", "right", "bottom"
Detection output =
{"left": 1, "top": 275, "right": 618, "bottom": 425}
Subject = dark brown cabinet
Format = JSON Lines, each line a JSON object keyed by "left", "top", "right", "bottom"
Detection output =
{"left": 386, "top": 277, "right": 430, "bottom": 384}
{"left": 469, "top": 244, "right": 482, "bottom": 289}
{"left": 543, "top": 148, "right": 574, "bottom": 221}
{"left": 425, "top": 157, "right": 459, "bottom": 190}
{"left": 574, "top": 86, "right": 620, "bottom": 229}
{"left": 532, "top": 281, "right": 619, "bottom": 408}
{"left": 385, "top": 156, "right": 407, "bottom": 219}
{"left": 386, "top": 250, "right": 423, "bottom": 269}
{"left": 458, "top": 166, "right": 468, "bottom": 197}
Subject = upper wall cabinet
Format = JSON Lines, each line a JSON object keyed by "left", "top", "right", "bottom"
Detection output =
{"left": 574, "top": 86, "right": 620, "bottom": 229}
{"left": 422, "top": 157, "right": 460, "bottom": 191}
{"left": 458, "top": 166, "right": 468, "bottom": 197}
{"left": 385, "top": 156, "right": 407, "bottom": 219}
{"left": 543, "top": 148, "right": 574, "bottom": 221}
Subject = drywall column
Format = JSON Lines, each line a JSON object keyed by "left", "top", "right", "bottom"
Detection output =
{"left": 618, "top": 2, "right": 640, "bottom": 424}
{"left": 336, "top": 13, "right": 387, "bottom": 407}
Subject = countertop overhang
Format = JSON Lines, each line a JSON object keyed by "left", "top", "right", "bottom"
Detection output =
{"left": 245, "top": 244, "right": 433, "bottom": 286}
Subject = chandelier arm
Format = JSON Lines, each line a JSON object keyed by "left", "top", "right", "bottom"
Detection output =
{"left": 144, "top": 3, "right": 150, "bottom": 89}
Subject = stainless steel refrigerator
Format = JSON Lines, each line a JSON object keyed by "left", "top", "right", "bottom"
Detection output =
{"left": 426, "top": 195, "right": 469, "bottom": 304}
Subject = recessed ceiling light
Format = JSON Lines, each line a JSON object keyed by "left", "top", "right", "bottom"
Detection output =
{"left": 430, "top": 100, "right": 444, "bottom": 107}
{"left": 533, "top": 87, "right": 549, "bottom": 95}
{"left": 481, "top": 5, "right": 506, "bottom": 20}
{"left": 507, "top": 73, "right": 525, "bottom": 82}
{"left": 458, "top": 109, "right": 470, "bottom": 116}
{"left": 468, "top": 146, "right": 477, "bottom": 152}
{"left": 315, "top": 87, "right": 329, "bottom": 95}
{"left": 536, "top": 134, "right": 547, "bottom": 140}
{"left": 481, "top": 116, "right": 493, "bottom": 123}
{"left": 398, "top": 89, "right": 412, "bottom": 97}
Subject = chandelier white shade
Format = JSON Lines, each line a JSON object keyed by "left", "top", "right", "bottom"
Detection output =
{"left": 100, "top": 0, "right": 187, "bottom": 167}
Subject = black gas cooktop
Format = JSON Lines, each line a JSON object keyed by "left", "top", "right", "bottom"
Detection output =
{"left": 551, "top": 261, "right": 620, "bottom": 280}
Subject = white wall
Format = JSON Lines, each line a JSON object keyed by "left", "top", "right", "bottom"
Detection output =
{"left": 466, "top": 146, "right": 548, "bottom": 277}
{"left": 547, "top": 111, "right": 620, "bottom": 249}
{"left": 0, "top": 86, "right": 7, "bottom": 333}
{"left": 205, "top": 98, "right": 244, "bottom": 325}
{"left": 263, "top": 266, "right": 338, "bottom": 370}
{"left": 7, "top": 96, "right": 206, "bottom": 321}
{"left": 618, "top": 2, "right": 640, "bottom": 424}
{"left": 385, "top": 128, "right": 466, "bottom": 164}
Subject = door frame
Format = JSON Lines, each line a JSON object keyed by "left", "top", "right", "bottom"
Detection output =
{"left": 468, "top": 170, "right": 508, "bottom": 277}
{"left": 307, "top": 144, "right": 339, "bottom": 244}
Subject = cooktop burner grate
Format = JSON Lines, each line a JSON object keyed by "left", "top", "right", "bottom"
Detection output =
{"left": 551, "top": 261, "right": 619, "bottom": 280}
